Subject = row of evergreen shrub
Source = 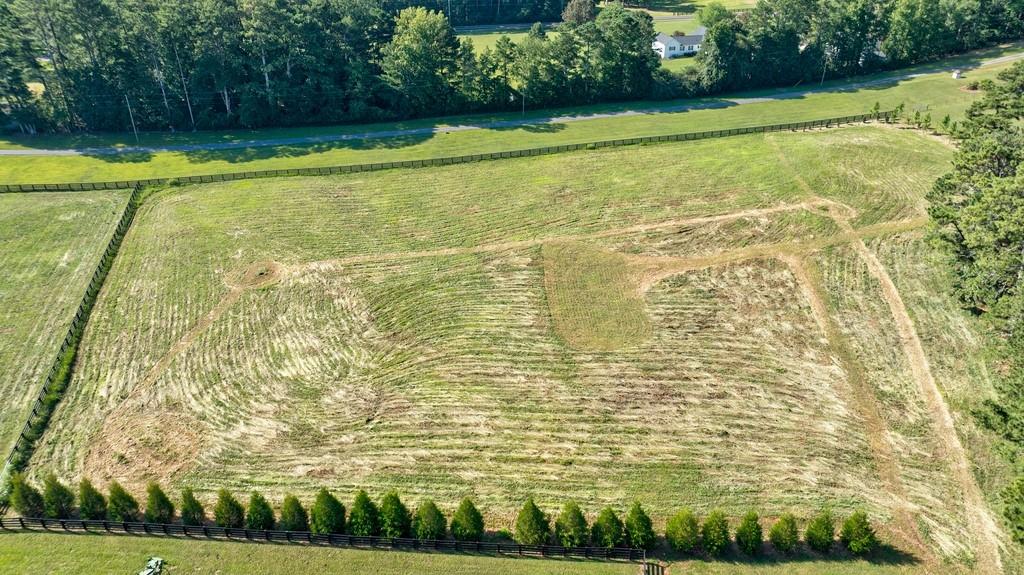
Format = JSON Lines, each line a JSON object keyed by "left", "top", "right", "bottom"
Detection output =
{"left": 8, "top": 474, "right": 483, "bottom": 541}
{"left": 9, "top": 473, "right": 876, "bottom": 555}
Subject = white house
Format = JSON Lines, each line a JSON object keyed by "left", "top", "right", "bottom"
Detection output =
{"left": 652, "top": 27, "right": 706, "bottom": 59}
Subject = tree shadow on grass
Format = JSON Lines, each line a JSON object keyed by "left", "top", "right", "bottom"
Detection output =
{"left": 654, "top": 541, "right": 920, "bottom": 567}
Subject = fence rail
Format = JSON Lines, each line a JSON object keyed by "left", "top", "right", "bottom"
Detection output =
{"left": 0, "top": 112, "right": 893, "bottom": 194}
{"left": 0, "top": 184, "right": 144, "bottom": 512}
{"left": 0, "top": 517, "right": 644, "bottom": 561}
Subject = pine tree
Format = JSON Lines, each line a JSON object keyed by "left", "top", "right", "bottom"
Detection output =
{"left": 624, "top": 502, "right": 656, "bottom": 550}
{"left": 805, "top": 509, "right": 835, "bottom": 553}
{"left": 246, "top": 492, "right": 275, "bottom": 530}
{"left": 768, "top": 513, "right": 799, "bottom": 554}
{"left": 379, "top": 491, "right": 410, "bottom": 538}
{"left": 78, "top": 479, "right": 107, "bottom": 520}
{"left": 213, "top": 489, "right": 244, "bottom": 528}
{"left": 144, "top": 482, "right": 175, "bottom": 523}
{"left": 180, "top": 488, "right": 205, "bottom": 526}
{"left": 310, "top": 489, "right": 346, "bottom": 534}
{"left": 514, "top": 497, "right": 550, "bottom": 545}
{"left": 348, "top": 490, "right": 380, "bottom": 536}
{"left": 107, "top": 481, "right": 139, "bottom": 522}
{"left": 450, "top": 497, "right": 484, "bottom": 541}
{"left": 590, "top": 507, "right": 624, "bottom": 548}
{"left": 279, "top": 495, "right": 309, "bottom": 531}
{"left": 554, "top": 501, "right": 588, "bottom": 547}
{"left": 735, "top": 511, "right": 762, "bottom": 555}
{"left": 561, "top": 0, "right": 595, "bottom": 25}
{"left": 665, "top": 509, "right": 699, "bottom": 553}
{"left": 413, "top": 499, "right": 447, "bottom": 540}
{"left": 701, "top": 509, "right": 730, "bottom": 556}
{"left": 840, "top": 511, "right": 877, "bottom": 555}
{"left": 10, "top": 473, "right": 43, "bottom": 517}
{"left": 42, "top": 473, "right": 74, "bottom": 519}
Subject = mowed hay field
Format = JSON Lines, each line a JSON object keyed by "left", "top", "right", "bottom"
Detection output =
{"left": 25, "top": 126, "right": 1012, "bottom": 570}
{"left": 0, "top": 190, "right": 128, "bottom": 459}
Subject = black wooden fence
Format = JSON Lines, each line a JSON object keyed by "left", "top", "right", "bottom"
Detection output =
{"left": 0, "top": 517, "right": 645, "bottom": 561}
{"left": 0, "top": 184, "right": 144, "bottom": 506}
{"left": 0, "top": 112, "right": 893, "bottom": 194}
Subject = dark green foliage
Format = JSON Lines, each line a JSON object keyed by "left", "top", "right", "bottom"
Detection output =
{"left": 665, "top": 509, "right": 700, "bottom": 553}
{"left": 735, "top": 511, "right": 763, "bottom": 555}
{"left": 840, "top": 511, "right": 878, "bottom": 555}
{"left": 450, "top": 497, "right": 484, "bottom": 541}
{"left": 413, "top": 499, "right": 447, "bottom": 540}
{"left": 144, "top": 482, "right": 174, "bottom": 524}
{"left": 246, "top": 492, "right": 275, "bottom": 530}
{"left": 310, "top": 489, "right": 346, "bottom": 535}
{"left": 701, "top": 510, "right": 730, "bottom": 556}
{"left": 379, "top": 491, "right": 411, "bottom": 538}
{"left": 213, "top": 489, "right": 244, "bottom": 528}
{"left": 78, "top": 479, "right": 106, "bottom": 520}
{"left": 768, "top": 513, "right": 799, "bottom": 554}
{"left": 105, "top": 478, "right": 138, "bottom": 519}
{"left": 348, "top": 490, "right": 380, "bottom": 536}
{"left": 180, "top": 488, "right": 205, "bottom": 526}
{"left": 624, "top": 502, "right": 656, "bottom": 550}
{"left": 106, "top": 482, "right": 139, "bottom": 522}
{"left": 561, "top": 0, "right": 595, "bottom": 25}
{"left": 10, "top": 473, "right": 43, "bottom": 517}
{"left": 590, "top": 507, "right": 624, "bottom": 548}
{"left": 514, "top": 498, "right": 550, "bottom": 545}
{"left": 279, "top": 495, "right": 308, "bottom": 532}
{"left": 42, "top": 474, "right": 74, "bottom": 519}
{"left": 1006, "top": 477, "right": 1024, "bottom": 544}
{"left": 805, "top": 509, "right": 835, "bottom": 553}
{"left": 554, "top": 501, "right": 588, "bottom": 547}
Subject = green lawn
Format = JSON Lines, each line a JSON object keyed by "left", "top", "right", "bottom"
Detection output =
{"left": 458, "top": 19, "right": 701, "bottom": 53}
{"left": 0, "top": 532, "right": 935, "bottom": 574}
{"left": 0, "top": 190, "right": 128, "bottom": 462}
{"left": 0, "top": 43, "right": 1017, "bottom": 185}
{"left": 0, "top": 533, "right": 636, "bottom": 575}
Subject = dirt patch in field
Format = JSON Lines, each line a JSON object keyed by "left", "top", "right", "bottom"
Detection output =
{"left": 82, "top": 408, "right": 207, "bottom": 492}
{"left": 226, "top": 260, "right": 284, "bottom": 290}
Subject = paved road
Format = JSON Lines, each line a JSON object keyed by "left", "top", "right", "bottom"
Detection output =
{"left": 3, "top": 51, "right": 1020, "bottom": 158}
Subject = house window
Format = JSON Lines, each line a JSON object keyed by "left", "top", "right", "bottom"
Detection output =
{"left": 669, "top": 46, "right": 676, "bottom": 51}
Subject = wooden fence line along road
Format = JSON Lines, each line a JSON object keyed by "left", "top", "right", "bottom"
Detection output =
{"left": 0, "top": 112, "right": 894, "bottom": 193}
{"left": 0, "top": 184, "right": 144, "bottom": 512}
{"left": 0, "top": 517, "right": 645, "bottom": 561}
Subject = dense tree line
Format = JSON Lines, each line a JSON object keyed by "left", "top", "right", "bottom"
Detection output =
{"left": 1, "top": 0, "right": 1021, "bottom": 135}
{"left": 9, "top": 473, "right": 878, "bottom": 556}
{"left": 690, "top": 0, "right": 1024, "bottom": 94}
{"left": 0, "top": 0, "right": 651, "bottom": 133}
{"left": 927, "top": 61, "right": 1024, "bottom": 541}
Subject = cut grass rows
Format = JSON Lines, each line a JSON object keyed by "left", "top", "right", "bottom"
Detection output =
{"left": 22, "top": 127, "right": 992, "bottom": 572}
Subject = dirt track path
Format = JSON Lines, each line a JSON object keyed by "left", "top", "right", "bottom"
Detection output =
{"left": 842, "top": 220, "right": 1005, "bottom": 574}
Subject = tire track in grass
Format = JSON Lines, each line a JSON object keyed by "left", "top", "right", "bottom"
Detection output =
{"left": 779, "top": 253, "right": 933, "bottom": 562}
{"left": 837, "top": 214, "right": 1005, "bottom": 574}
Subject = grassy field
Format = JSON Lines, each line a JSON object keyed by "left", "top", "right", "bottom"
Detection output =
{"left": 24, "top": 125, "right": 1014, "bottom": 573}
{"left": 0, "top": 43, "right": 1017, "bottom": 185}
{"left": 0, "top": 531, "right": 933, "bottom": 574}
{"left": 0, "top": 190, "right": 128, "bottom": 461}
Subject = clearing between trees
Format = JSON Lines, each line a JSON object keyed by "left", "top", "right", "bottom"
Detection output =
{"left": 22, "top": 125, "right": 1015, "bottom": 572}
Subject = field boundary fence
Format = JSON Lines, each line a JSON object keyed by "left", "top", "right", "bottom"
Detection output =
{"left": 0, "top": 112, "right": 894, "bottom": 194}
{"left": 0, "top": 517, "right": 645, "bottom": 561}
{"left": 0, "top": 184, "right": 144, "bottom": 511}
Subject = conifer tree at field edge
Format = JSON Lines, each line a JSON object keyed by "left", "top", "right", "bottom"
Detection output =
{"left": 42, "top": 473, "right": 74, "bottom": 519}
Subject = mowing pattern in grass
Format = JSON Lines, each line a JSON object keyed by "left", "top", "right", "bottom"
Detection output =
{"left": 28, "top": 127, "right": 996, "bottom": 567}
{"left": 0, "top": 191, "right": 128, "bottom": 460}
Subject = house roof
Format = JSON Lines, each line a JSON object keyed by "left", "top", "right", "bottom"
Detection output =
{"left": 654, "top": 32, "right": 677, "bottom": 45}
{"left": 671, "top": 26, "right": 706, "bottom": 45}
